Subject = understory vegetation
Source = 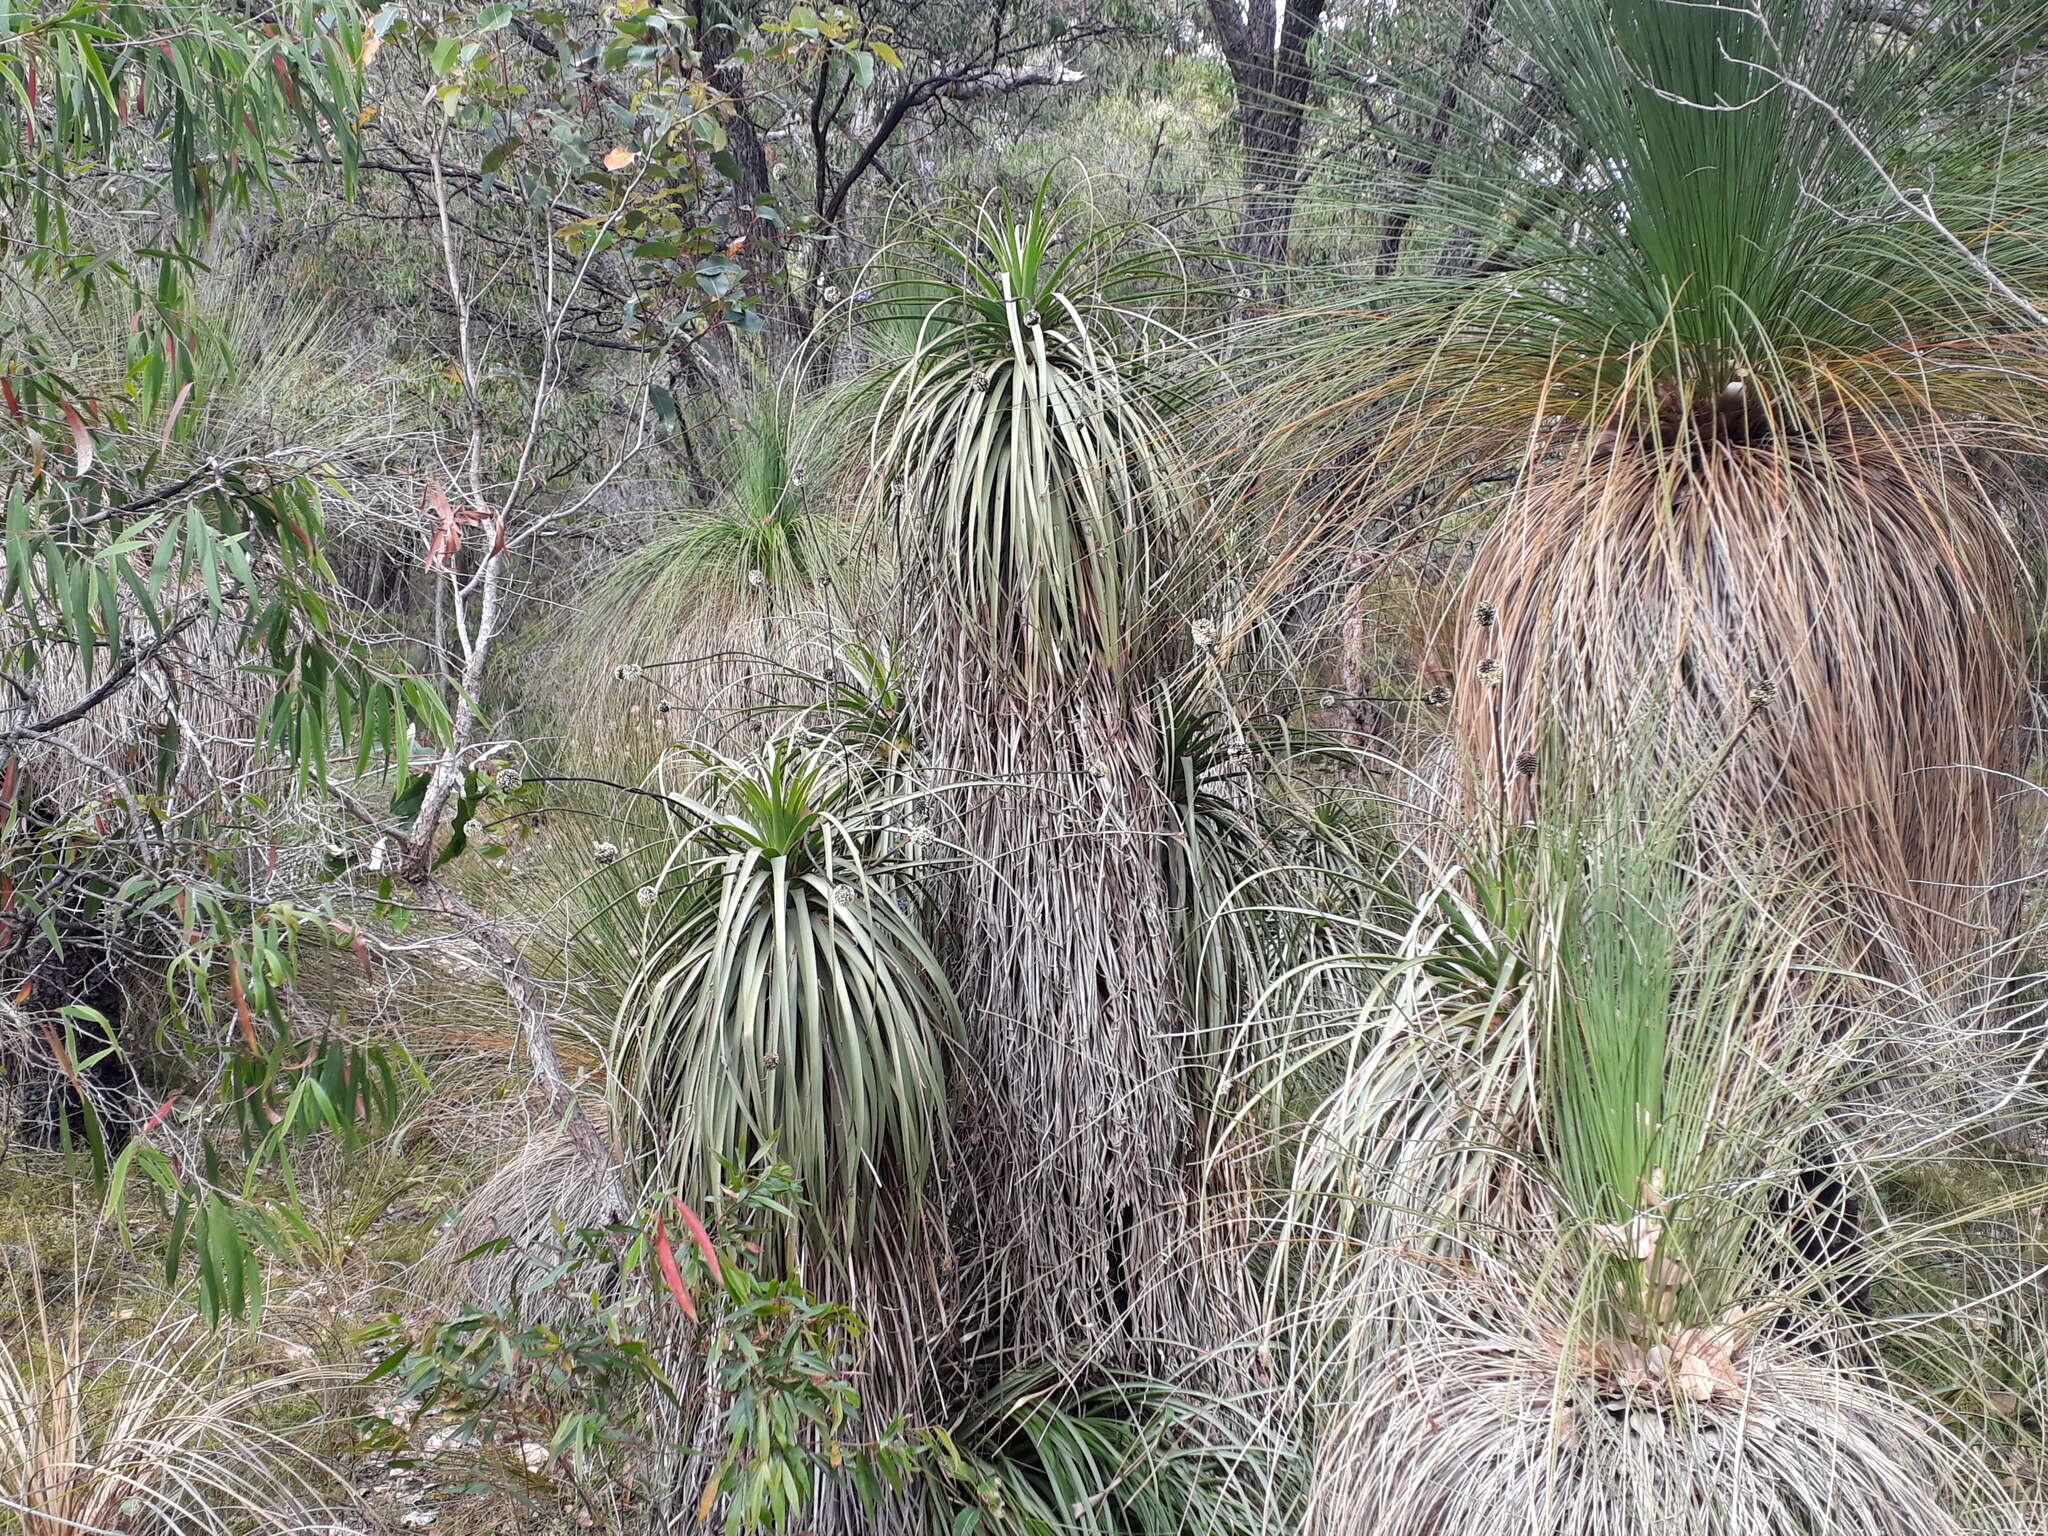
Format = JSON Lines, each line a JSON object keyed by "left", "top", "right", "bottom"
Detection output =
{"left": 4, "top": 0, "right": 2048, "bottom": 1532}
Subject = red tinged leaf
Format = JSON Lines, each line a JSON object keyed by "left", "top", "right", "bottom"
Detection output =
{"left": 138, "top": 1094, "right": 180, "bottom": 1138}
{"left": 159, "top": 381, "right": 193, "bottom": 451}
{"left": 34, "top": 1018, "right": 86, "bottom": 1101}
{"left": 423, "top": 479, "right": 462, "bottom": 572}
{"left": 330, "top": 922, "right": 375, "bottom": 981}
{"left": 60, "top": 401, "right": 94, "bottom": 476}
{"left": 672, "top": 1197, "right": 723, "bottom": 1285}
{"left": 226, "top": 952, "right": 261, "bottom": 1053}
{"left": 423, "top": 482, "right": 496, "bottom": 571}
{"left": 654, "top": 1215, "right": 699, "bottom": 1321}
{"left": 1, "top": 374, "right": 19, "bottom": 421}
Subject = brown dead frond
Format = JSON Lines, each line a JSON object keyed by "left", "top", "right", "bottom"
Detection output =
{"left": 1446, "top": 423, "right": 2026, "bottom": 980}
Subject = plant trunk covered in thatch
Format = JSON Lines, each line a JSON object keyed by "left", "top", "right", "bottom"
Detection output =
{"left": 927, "top": 671, "right": 1204, "bottom": 1370}
{"left": 1447, "top": 429, "right": 2025, "bottom": 980}
{"left": 866, "top": 190, "right": 1233, "bottom": 1377}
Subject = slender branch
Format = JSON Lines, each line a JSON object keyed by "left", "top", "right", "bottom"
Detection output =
{"left": 820, "top": 29, "right": 1104, "bottom": 228}
{"left": 411, "top": 875, "right": 630, "bottom": 1218}
{"left": 1713, "top": 26, "right": 2048, "bottom": 328}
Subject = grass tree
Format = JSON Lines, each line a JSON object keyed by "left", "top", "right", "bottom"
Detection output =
{"left": 604, "top": 741, "right": 954, "bottom": 1249}
{"left": 557, "top": 390, "right": 853, "bottom": 760}
{"left": 860, "top": 187, "right": 1229, "bottom": 1372}
{"left": 1239, "top": 797, "right": 2047, "bottom": 1536}
{"left": 1214, "top": 8, "right": 2048, "bottom": 1526}
{"left": 1247, "top": 0, "right": 2048, "bottom": 981}
{"left": 550, "top": 735, "right": 959, "bottom": 1528}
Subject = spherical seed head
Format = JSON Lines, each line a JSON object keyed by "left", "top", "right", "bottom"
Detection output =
{"left": 1476, "top": 602, "right": 1497, "bottom": 629}
{"left": 1422, "top": 683, "right": 1452, "bottom": 707}
{"left": 1477, "top": 658, "right": 1503, "bottom": 685}
{"left": 592, "top": 841, "right": 620, "bottom": 866}
{"left": 761, "top": 1052, "right": 781, "bottom": 1070}
{"left": 1748, "top": 678, "right": 1779, "bottom": 707}
{"left": 615, "top": 663, "right": 644, "bottom": 682}
{"left": 1515, "top": 752, "right": 1539, "bottom": 777}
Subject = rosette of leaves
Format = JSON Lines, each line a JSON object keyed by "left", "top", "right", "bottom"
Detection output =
{"left": 606, "top": 740, "right": 954, "bottom": 1245}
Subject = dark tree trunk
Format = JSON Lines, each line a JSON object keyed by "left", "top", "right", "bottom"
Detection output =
{"left": 1204, "top": 0, "right": 1329, "bottom": 262}
{"left": 1373, "top": 0, "right": 1500, "bottom": 275}
{"left": 13, "top": 935, "right": 137, "bottom": 1153}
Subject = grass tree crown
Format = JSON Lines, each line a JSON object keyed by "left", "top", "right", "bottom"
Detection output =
{"left": 865, "top": 184, "right": 1203, "bottom": 696}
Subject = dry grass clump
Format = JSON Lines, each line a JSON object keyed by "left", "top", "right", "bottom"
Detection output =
{"left": 434, "top": 1130, "right": 626, "bottom": 1324}
{"left": 1314, "top": 1296, "right": 2007, "bottom": 1536}
{"left": 0, "top": 1262, "right": 361, "bottom": 1536}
